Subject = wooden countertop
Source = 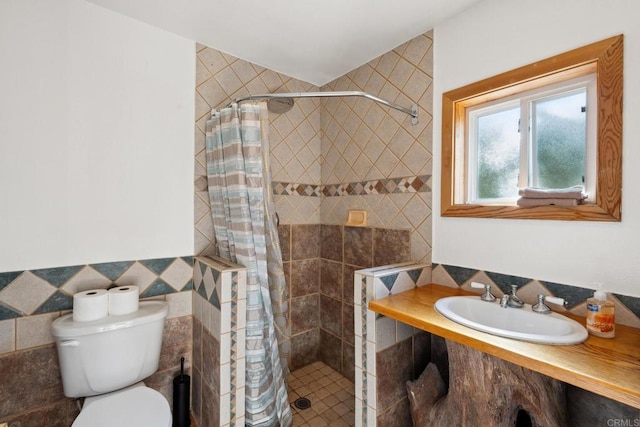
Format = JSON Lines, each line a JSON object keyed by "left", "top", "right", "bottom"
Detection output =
{"left": 368, "top": 284, "right": 640, "bottom": 409}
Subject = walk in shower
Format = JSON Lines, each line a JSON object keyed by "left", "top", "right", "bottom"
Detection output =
{"left": 193, "top": 30, "right": 434, "bottom": 425}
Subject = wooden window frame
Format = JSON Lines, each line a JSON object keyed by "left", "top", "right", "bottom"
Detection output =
{"left": 441, "top": 35, "right": 623, "bottom": 221}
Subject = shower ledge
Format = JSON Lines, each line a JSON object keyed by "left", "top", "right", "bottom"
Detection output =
{"left": 368, "top": 284, "right": 640, "bottom": 410}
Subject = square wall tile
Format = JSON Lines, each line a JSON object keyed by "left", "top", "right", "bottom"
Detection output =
{"left": 375, "top": 316, "right": 396, "bottom": 351}
{"left": 375, "top": 339, "right": 412, "bottom": 412}
{"left": 291, "top": 329, "right": 320, "bottom": 370}
{"left": 16, "top": 312, "right": 58, "bottom": 350}
{"left": 373, "top": 228, "right": 411, "bottom": 266}
{"left": 291, "top": 295, "right": 320, "bottom": 334}
{"left": 291, "top": 224, "right": 321, "bottom": 260}
{"left": 0, "top": 272, "right": 56, "bottom": 315}
{"left": 0, "top": 319, "right": 15, "bottom": 354}
{"left": 344, "top": 227, "right": 373, "bottom": 268}
{"left": 321, "top": 225, "right": 343, "bottom": 261}
{"left": 320, "top": 295, "right": 342, "bottom": 337}
{"left": 321, "top": 259, "right": 343, "bottom": 300}
{"left": 290, "top": 259, "right": 320, "bottom": 297}
{"left": 166, "top": 291, "right": 193, "bottom": 319}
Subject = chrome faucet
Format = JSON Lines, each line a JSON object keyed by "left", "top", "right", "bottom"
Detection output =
{"left": 500, "top": 285, "right": 524, "bottom": 308}
{"left": 470, "top": 282, "right": 497, "bottom": 302}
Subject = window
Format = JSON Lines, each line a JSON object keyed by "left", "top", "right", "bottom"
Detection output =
{"left": 441, "top": 35, "right": 623, "bottom": 221}
{"left": 467, "top": 75, "right": 596, "bottom": 204}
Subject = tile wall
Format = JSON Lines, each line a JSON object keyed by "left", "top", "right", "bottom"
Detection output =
{"left": 354, "top": 263, "right": 432, "bottom": 427}
{"left": 194, "top": 43, "right": 323, "bottom": 256}
{"left": 279, "top": 224, "right": 414, "bottom": 383}
{"left": 194, "top": 31, "right": 434, "bottom": 259}
{"left": 320, "top": 31, "right": 434, "bottom": 265}
{"left": 191, "top": 256, "right": 247, "bottom": 427}
{"left": 0, "top": 257, "right": 194, "bottom": 352}
{"left": 279, "top": 224, "right": 321, "bottom": 371}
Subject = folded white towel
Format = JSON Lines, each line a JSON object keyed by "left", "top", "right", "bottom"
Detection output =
{"left": 516, "top": 197, "right": 581, "bottom": 207}
{"left": 518, "top": 186, "right": 587, "bottom": 200}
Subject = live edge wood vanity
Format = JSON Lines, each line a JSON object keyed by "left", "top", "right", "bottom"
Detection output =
{"left": 368, "top": 284, "right": 640, "bottom": 409}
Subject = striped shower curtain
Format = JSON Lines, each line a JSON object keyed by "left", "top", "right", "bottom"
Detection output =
{"left": 206, "top": 102, "right": 292, "bottom": 427}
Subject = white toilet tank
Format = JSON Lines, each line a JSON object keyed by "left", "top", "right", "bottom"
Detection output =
{"left": 51, "top": 301, "right": 168, "bottom": 398}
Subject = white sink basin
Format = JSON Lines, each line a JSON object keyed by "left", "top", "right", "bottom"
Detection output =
{"left": 435, "top": 296, "right": 588, "bottom": 345}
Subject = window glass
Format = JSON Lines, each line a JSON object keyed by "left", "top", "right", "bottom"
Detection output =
{"left": 475, "top": 107, "right": 520, "bottom": 200}
{"left": 468, "top": 81, "right": 592, "bottom": 204}
{"left": 532, "top": 90, "right": 586, "bottom": 189}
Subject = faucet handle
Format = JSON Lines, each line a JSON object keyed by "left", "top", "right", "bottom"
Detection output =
{"left": 470, "top": 282, "right": 485, "bottom": 290}
{"left": 544, "top": 296, "right": 567, "bottom": 307}
{"left": 470, "top": 282, "right": 496, "bottom": 302}
{"left": 532, "top": 294, "right": 567, "bottom": 314}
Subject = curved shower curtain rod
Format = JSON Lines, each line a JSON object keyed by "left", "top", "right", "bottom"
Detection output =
{"left": 229, "top": 91, "right": 418, "bottom": 125}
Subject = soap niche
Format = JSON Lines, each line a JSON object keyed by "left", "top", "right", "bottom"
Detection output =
{"left": 407, "top": 336, "right": 639, "bottom": 427}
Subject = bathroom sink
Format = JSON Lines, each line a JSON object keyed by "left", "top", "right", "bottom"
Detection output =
{"left": 434, "top": 296, "right": 588, "bottom": 345}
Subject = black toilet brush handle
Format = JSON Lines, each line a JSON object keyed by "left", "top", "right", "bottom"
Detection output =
{"left": 173, "top": 357, "right": 190, "bottom": 427}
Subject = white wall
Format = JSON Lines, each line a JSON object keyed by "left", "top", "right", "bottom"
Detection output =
{"left": 0, "top": 0, "right": 195, "bottom": 271}
{"left": 433, "top": 0, "right": 640, "bottom": 297}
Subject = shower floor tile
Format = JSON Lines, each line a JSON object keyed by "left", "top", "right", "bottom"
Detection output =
{"left": 289, "top": 361, "right": 355, "bottom": 426}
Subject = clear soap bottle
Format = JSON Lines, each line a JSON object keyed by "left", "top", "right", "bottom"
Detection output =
{"left": 586, "top": 290, "right": 615, "bottom": 338}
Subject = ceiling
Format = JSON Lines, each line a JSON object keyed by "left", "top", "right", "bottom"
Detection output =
{"left": 88, "top": 0, "right": 483, "bottom": 86}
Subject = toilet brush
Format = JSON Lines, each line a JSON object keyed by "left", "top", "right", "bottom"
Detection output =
{"left": 172, "top": 357, "right": 190, "bottom": 427}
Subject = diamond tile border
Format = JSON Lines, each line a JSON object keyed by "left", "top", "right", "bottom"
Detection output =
{"left": 272, "top": 175, "right": 431, "bottom": 197}
{"left": 0, "top": 256, "right": 194, "bottom": 319}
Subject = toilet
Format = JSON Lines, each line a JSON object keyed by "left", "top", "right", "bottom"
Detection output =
{"left": 51, "top": 300, "right": 172, "bottom": 427}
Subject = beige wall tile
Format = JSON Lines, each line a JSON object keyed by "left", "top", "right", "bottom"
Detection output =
{"left": 16, "top": 312, "right": 59, "bottom": 350}
{"left": 167, "top": 291, "right": 193, "bottom": 319}
{"left": 0, "top": 272, "right": 56, "bottom": 315}
{"left": 0, "top": 319, "right": 15, "bottom": 354}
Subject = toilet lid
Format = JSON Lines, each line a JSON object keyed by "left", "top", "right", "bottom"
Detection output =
{"left": 72, "top": 386, "right": 171, "bottom": 427}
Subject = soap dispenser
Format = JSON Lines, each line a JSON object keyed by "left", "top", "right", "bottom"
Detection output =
{"left": 586, "top": 290, "right": 615, "bottom": 338}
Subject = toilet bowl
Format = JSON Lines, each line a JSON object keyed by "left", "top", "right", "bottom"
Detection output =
{"left": 72, "top": 382, "right": 171, "bottom": 427}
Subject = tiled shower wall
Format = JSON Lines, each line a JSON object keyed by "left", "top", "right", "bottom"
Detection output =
{"left": 320, "top": 31, "right": 434, "bottom": 265}
{"left": 194, "top": 43, "right": 323, "bottom": 256}
{"left": 0, "top": 257, "right": 194, "bottom": 424}
{"left": 194, "top": 31, "right": 434, "bottom": 258}
{"left": 279, "top": 224, "right": 413, "bottom": 382}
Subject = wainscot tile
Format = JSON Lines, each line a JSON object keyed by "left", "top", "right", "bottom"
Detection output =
{"left": 320, "top": 329, "right": 342, "bottom": 374}
{"left": 291, "top": 294, "right": 320, "bottom": 334}
{"left": 291, "top": 329, "right": 320, "bottom": 371}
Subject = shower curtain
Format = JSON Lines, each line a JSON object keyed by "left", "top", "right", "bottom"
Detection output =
{"left": 206, "top": 102, "right": 292, "bottom": 427}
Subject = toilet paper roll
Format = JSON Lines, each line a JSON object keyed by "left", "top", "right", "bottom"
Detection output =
{"left": 108, "top": 285, "right": 139, "bottom": 316}
{"left": 73, "top": 289, "right": 109, "bottom": 322}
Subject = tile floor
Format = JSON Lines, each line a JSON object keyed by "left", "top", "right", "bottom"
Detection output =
{"left": 288, "top": 361, "right": 356, "bottom": 426}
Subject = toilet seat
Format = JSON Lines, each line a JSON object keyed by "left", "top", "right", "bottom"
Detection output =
{"left": 72, "top": 384, "right": 171, "bottom": 427}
